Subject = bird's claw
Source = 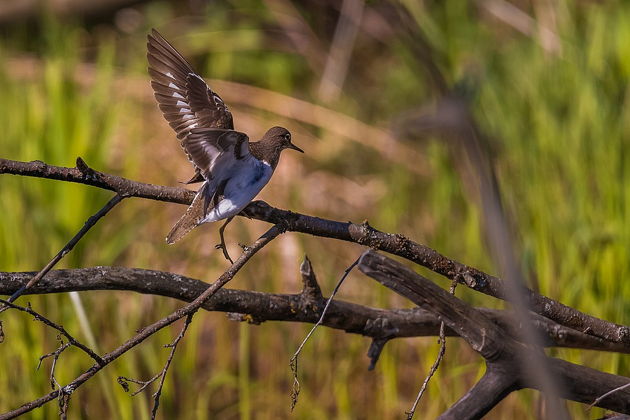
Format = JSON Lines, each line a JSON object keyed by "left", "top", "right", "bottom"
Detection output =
{"left": 215, "top": 242, "right": 234, "bottom": 264}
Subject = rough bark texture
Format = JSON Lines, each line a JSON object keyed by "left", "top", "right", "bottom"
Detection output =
{"left": 2, "top": 157, "right": 630, "bottom": 417}
{"left": 2, "top": 157, "right": 628, "bottom": 345}
{"left": 1, "top": 267, "right": 627, "bottom": 353}
{"left": 359, "top": 250, "right": 630, "bottom": 415}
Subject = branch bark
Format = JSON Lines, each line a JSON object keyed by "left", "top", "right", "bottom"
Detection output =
{"left": 3, "top": 157, "right": 630, "bottom": 417}
{"left": 359, "top": 250, "right": 630, "bottom": 415}
{"left": 0, "top": 267, "right": 626, "bottom": 353}
{"left": 2, "top": 157, "right": 629, "bottom": 345}
{"left": 438, "top": 363, "right": 518, "bottom": 420}
{"left": 0, "top": 226, "right": 280, "bottom": 419}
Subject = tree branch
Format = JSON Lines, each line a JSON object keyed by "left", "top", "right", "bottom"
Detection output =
{"left": 3, "top": 157, "right": 630, "bottom": 416}
{"left": 3, "top": 157, "right": 626, "bottom": 345}
{"left": 0, "top": 225, "right": 280, "bottom": 419}
{"left": 438, "top": 363, "right": 518, "bottom": 420}
{"left": 0, "top": 267, "right": 626, "bottom": 355}
{"left": 0, "top": 298, "right": 104, "bottom": 365}
{"left": 359, "top": 250, "right": 630, "bottom": 414}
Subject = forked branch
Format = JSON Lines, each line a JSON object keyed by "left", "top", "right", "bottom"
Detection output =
{"left": 2, "top": 157, "right": 630, "bottom": 417}
{"left": 2, "top": 157, "right": 627, "bottom": 345}
{"left": 359, "top": 250, "right": 630, "bottom": 415}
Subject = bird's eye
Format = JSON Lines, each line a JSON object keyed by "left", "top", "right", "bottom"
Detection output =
{"left": 284, "top": 133, "right": 291, "bottom": 141}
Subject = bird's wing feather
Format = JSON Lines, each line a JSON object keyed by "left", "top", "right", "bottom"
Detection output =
{"left": 147, "top": 29, "right": 235, "bottom": 181}
{"left": 183, "top": 128, "right": 251, "bottom": 179}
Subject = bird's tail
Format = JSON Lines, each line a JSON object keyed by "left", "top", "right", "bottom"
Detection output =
{"left": 166, "top": 187, "right": 207, "bottom": 244}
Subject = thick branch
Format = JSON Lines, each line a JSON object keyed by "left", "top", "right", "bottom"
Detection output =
{"left": 3, "top": 157, "right": 626, "bottom": 345}
{"left": 0, "top": 158, "right": 193, "bottom": 204}
{"left": 359, "top": 250, "right": 630, "bottom": 414}
{"left": 359, "top": 250, "right": 507, "bottom": 360}
{"left": 0, "top": 268, "right": 625, "bottom": 353}
{"left": 438, "top": 363, "right": 518, "bottom": 420}
{"left": 248, "top": 201, "right": 630, "bottom": 344}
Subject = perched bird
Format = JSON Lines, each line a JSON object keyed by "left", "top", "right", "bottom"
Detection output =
{"left": 147, "top": 29, "right": 303, "bottom": 261}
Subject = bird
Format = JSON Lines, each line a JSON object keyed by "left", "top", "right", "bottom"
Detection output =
{"left": 147, "top": 29, "right": 303, "bottom": 262}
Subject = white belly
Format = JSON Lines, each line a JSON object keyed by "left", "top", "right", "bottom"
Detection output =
{"left": 202, "top": 158, "right": 272, "bottom": 223}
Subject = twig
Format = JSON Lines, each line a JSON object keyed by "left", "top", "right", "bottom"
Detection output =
{"left": 0, "top": 298, "right": 104, "bottom": 365}
{"left": 0, "top": 225, "right": 280, "bottom": 419}
{"left": 6, "top": 189, "right": 123, "bottom": 304}
{"left": 289, "top": 256, "right": 360, "bottom": 411}
{"left": 117, "top": 313, "right": 194, "bottom": 419}
{"left": 36, "top": 335, "right": 72, "bottom": 419}
{"left": 588, "top": 381, "right": 630, "bottom": 411}
{"left": 406, "top": 280, "right": 457, "bottom": 419}
{"left": 151, "top": 313, "right": 194, "bottom": 419}
{"left": 118, "top": 374, "right": 162, "bottom": 396}
{"left": 37, "top": 336, "right": 71, "bottom": 388}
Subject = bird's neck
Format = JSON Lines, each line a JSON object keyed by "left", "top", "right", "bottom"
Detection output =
{"left": 250, "top": 141, "right": 281, "bottom": 169}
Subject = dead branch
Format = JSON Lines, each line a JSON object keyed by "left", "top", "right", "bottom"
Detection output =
{"left": 406, "top": 279, "right": 457, "bottom": 419}
{"left": 2, "top": 157, "right": 628, "bottom": 345}
{"left": 359, "top": 250, "right": 630, "bottom": 416}
{"left": 7, "top": 179, "right": 123, "bottom": 303}
{"left": 117, "top": 314, "right": 194, "bottom": 418}
{"left": 0, "top": 298, "right": 104, "bottom": 365}
{"left": 0, "top": 267, "right": 625, "bottom": 354}
{"left": 290, "top": 255, "right": 360, "bottom": 410}
{"left": 0, "top": 225, "right": 280, "bottom": 419}
{"left": 151, "top": 313, "right": 194, "bottom": 419}
{"left": 3, "top": 157, "right": 630, "bottom": 417}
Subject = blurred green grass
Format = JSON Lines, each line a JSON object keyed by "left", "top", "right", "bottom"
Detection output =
{"left": 1, "top": 1, "right": 629, "bottom": 418}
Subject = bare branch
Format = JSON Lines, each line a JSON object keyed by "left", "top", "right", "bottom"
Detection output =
{"left": 151, "top": 313, "right": 194, "bottom": 419}
{"left": 0, "top": 158, "right": 193, "bottom": 205}
{"left": 290, "top": 256, "right": 360, "bottom": 410}
{"left": 359, "top": 250, "right": 630, "bottom": 414}
{"left": 117, "top": 313, "right": 194, "bottom": 418}
{"left": 438, "top": 363, "right": 518, "bottom": 420}
{"left": 0, "top": 226, "right": 280, "bottom": 419}
{"left": 6, "top": 183, "right": 123, "bottom": 303}
{"left": 589, "top": 382, "right": 630, "bottom": 411}
{"left": 36, "top": 336, "right": 72, "bottom": 420}
{"left": 0, "top": 268, "right": 626, "bottom": 354}
{"left": 248, "top": 202, "right": 630, "bottom": 345}
{"left": 406, "top": 280, "right": 457, "bottom": 419}
{"left": 3, "top": 157, "right": 629, "bottom": 344}
{"left": 0, "top": 298, "right": 104, "bottom": 365}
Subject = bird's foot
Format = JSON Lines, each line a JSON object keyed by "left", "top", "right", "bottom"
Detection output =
{"left": 215, "top": 242, "right": 234, "bottom": 264}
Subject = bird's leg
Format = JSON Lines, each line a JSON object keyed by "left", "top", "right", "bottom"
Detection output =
{"left": 215, "top": 216, "right": 234, "bottom": 264}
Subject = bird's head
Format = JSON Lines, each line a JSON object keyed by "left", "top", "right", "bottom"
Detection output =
{"left": 262, "top": 126, "right": 304, "bottom": 154}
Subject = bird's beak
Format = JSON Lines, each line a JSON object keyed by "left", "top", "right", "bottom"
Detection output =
{"left": 286, "top": 143, "right": 304, "bottom": 153}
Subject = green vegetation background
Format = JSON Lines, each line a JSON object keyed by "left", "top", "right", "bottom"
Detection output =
{"left": 1, "top": 1, "right": 629, "bottom": 418}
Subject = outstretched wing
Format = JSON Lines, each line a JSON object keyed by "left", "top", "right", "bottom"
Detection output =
{"left": 183, "top": 128, "right": 251, "bottom": 179}
{"left": 147, "top": 29, "right": 234, "bottom": 181}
